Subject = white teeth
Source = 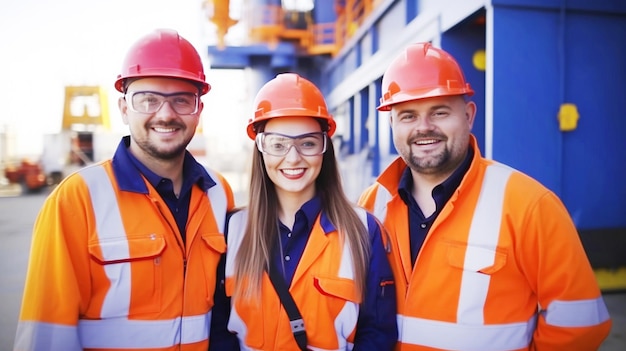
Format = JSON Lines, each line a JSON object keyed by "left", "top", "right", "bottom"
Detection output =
{"left": 416, "top": 139, "right": 437, "bottom": 145}
{"left": 154, "top": 127, "right": 176, "bottom": 133}
{"left": 283, "top": 168, "right": 304, "bottom": 175}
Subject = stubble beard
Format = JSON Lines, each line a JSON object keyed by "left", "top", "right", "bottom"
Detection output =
{"left": 137, "top": 134, "right": 191, "bottom": 161}
{"left": 405, "top": 147, "right": 451, "bottom": 175}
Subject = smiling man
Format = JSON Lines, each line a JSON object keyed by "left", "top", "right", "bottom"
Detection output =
{"left": 14, "top": 29, "right": 235, "bottom": 351}
{"left": 358, "top": 42, "right": 612, "bottom": 350}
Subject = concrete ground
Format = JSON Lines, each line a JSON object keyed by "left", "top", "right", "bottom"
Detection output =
{"left": 0, "top": 190, "right": 624, "bottom": 350}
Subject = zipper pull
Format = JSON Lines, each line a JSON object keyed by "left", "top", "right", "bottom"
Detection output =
{"left": 380, "top": 279, "right": 394, "bottom": 297}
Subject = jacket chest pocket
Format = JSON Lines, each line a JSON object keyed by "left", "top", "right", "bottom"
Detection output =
{"left": 88, "top": 234, "right": 166, "bottom": 317}
{"left": 311, "top": 276, "right": 360, "bottom": 343}
{"left": 446, "top": 242, "right": 507, "bottom": 275}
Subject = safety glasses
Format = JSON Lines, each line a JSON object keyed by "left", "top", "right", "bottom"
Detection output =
{"left": 256, "top": 132, "right": 327, "bottom": 156}
{"left": 125, "top": 91, "right": 199, "bottom": 115}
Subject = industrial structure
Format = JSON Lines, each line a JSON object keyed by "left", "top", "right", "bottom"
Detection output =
{"left": 39, "top": 85, "right": 119, "bottom": 186}
{"left": 204, "top": 0, "right": 626, "bottom": 290}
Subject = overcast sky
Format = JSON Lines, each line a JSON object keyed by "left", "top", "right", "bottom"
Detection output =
{"left": 0, "top": 0, "right": 240, "bottom": 156}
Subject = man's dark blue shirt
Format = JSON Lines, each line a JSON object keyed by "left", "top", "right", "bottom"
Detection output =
{"left": 398, "top": 147, "right": 473, "bottom": 265}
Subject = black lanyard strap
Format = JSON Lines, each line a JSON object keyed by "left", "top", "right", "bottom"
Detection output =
{"left": 267, "top": 265, "right": 308, "bottom": 350}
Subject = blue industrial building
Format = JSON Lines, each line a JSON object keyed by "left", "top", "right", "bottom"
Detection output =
{"left": 206, "top": 0, "right": 626, "bottom": 289}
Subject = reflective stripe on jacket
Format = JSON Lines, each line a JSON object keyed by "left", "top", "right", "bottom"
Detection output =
{"left": 224, "top": 208, "right": 372, "bottom": 351}
{"left": 15, "top": 159, "right": 234, "bottom": 351}
{"left": 358, "top": 135, "right": 611, "bottom": 351}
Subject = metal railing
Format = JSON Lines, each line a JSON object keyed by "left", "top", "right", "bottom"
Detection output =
{"left": 242, "top": 0, "right": 379, "bottom": 56}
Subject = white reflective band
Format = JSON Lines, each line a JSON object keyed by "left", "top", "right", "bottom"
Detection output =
{"left": 338, "top": 207, "right": 368, "bottom": 280}
{"left": 372, "top": 186, "right": 392, "bottom": 221}
{"left": 80, "top": 165, "right": 132, "bottom": 318}
{"left": 398, "top": 314, "right": 536, "bottom": 351}
{"left": 545, "top": 297, "right": 611, "bottom": 327}
{"left": 354, "top": 206, "right": 369, "bottom": 230}
{"left": 206, "top": 168, "right": 228, "bottom": 233}
{"left": 79, "top": 166, "right": 128, "bottom": 261}
{"left": 338, "top": 237, "right": 354, "bottom": 280}
{"left": 228, "top": 309, "right": 250, "bottom": 350}
{"left": 333, "top": 301, "right": 359, "bottom": 346}
{"left": 14, "top": 321, "right": 81, "bottom": 351}
{"left": 225, "top": 210, "right": 247, "bottom": 278}
{"left": 78, "top": 312, "right": 211, "bottom": 348}
{"left": 458, "top": 164, "right": 512, "bottom": 324}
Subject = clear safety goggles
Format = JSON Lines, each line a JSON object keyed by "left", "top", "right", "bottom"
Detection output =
{"left": 125, "top": 91, "right": 199, "bottom": 115}
{"left": 256, "top": 132, "right": 327, "bottom": 156}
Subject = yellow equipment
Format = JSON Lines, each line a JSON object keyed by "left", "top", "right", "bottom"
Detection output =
{"left": 62, "top": 85, "right": 110, "bottom": 131}
{"left": 60, "top": 85, "right": 111, "bottom": 166}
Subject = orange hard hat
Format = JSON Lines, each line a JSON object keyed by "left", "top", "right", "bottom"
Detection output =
{"left": 114, "top": 29, "right": 210, "bottom": 95}
{"left": 378, "top": 42, "right": 474, "bottom": 111}
{"left": 247, "top": 73, "right": 336, "bottom": 139}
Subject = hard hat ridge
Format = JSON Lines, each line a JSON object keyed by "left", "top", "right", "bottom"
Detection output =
{"left": 246, "top": 73, "right": 336, "bottom": 139}
{"left": 114, "top": 28, "right": 211, "bottom": 95}
{"left": 378, "top": 42, "right": 474, "bottom": 111}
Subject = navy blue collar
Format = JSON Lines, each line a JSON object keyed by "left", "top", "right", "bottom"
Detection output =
{"left": 398, "top": 146, "right": 474, "bottom": 209}
{"left": 284, "top": 194, "right": 337, "bottom": 234}
{"left": 111, "top": 135, "right": 215, "bottom": 193}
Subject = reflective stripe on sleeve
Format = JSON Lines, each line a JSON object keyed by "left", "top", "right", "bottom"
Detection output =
{"left": 79, "top": 165, "right": 131, "bottom": 318}
{"left": 545, "top": 297, "right": 611, "bottom": 327}
{"left": 78, "top": 312, "right": 211, "bottom": 348}
{"left": 398, "top": 314, "right": 536, "bottom": 351}
{"left": 14, "top": 321, "right": 82, "bottom": 351}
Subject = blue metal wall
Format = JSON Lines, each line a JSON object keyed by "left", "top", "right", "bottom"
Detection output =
{"left": 319, "top": 0, "right": 626, "bottom": 232}
{"left": 491, "top": 0, "right": 626, "bottom": 230}
{"left": 441, "top": 17, "right": 487, "bottom": 156}
{"left": 206, "top": 0, "right": 626, "bottom": 235}
{"left": 562, "top": 13, "right": 626, "bottom": 230}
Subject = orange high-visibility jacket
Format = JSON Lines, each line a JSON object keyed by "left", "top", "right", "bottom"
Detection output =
{"left": 15, "top": 159, "right": 234, "bottom": 351}
{"left": 224, "top": 208, "right": 370, "bottom": 350}
{"left": 358, "top": 135, "right": 611, "bottom": 351}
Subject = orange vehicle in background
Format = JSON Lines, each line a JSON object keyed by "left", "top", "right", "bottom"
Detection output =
{"left": 4, "top": 159, "right": 47, "bottom": 192}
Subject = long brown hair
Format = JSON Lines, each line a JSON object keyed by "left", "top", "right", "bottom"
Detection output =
{"left": 233, "top": 124, "right": 371, "bottom": 302}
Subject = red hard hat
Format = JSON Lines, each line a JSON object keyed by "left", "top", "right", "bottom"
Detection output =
{"left": 378, "top": 42, "right": 474, "bottom": 111}
{"left": 114, "top": 29, "right": 210, "bottom": 95}
{"left": 247, "top": 73, "right": 336, "bottom": 139}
